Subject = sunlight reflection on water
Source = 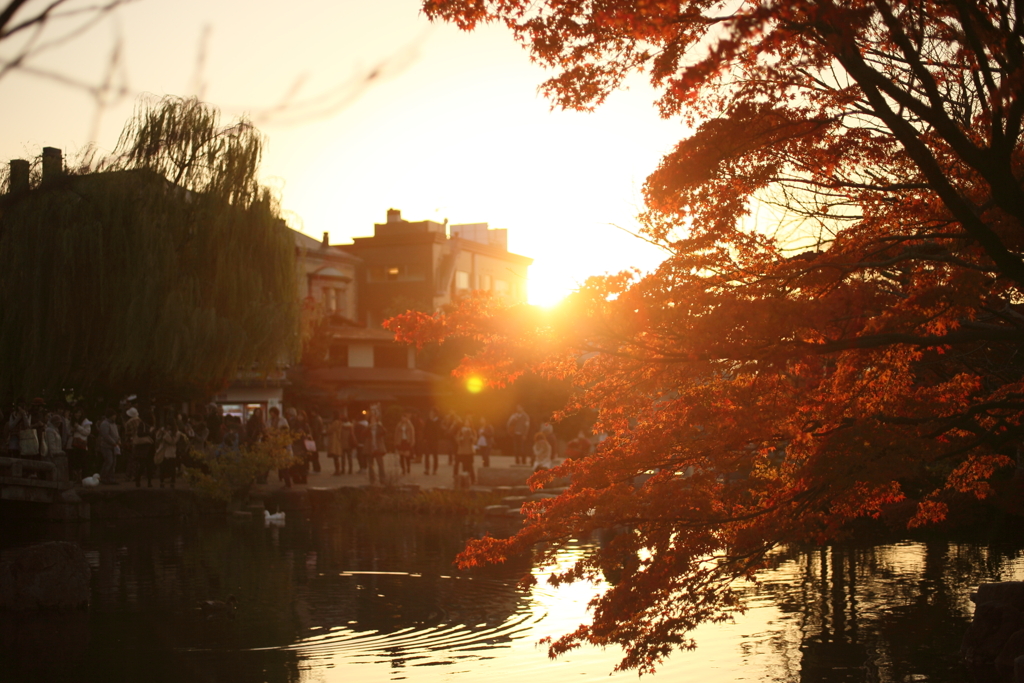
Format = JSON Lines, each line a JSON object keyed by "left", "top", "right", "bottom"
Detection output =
{"left": 279, "top": 538, "right": 1014, "bottom": 683}
{"left": 3, "top": 515, "right": 1023, "bottom": 683}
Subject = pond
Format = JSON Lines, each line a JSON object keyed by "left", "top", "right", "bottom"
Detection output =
{"left": 1, "top": 509, "right": 1022, "bottom": 682}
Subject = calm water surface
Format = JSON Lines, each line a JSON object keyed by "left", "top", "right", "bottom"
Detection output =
{"left": 2, "top": 510, "right": 1023, "bottom": 682}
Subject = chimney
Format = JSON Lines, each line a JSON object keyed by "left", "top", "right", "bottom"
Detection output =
{"left": 387, "top": 208, "right": 402, "bottom": 223}
{"left": 8, "top": 159, "right": 29, "bottom": 193}
{"left": 41, "top": 147, "right": 62, "bottom": 185}
{"left": 322, "top": 231, "right": 330, "bottom": 248}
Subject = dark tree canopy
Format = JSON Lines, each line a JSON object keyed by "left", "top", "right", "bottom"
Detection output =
{"left": 389, "top": 0, "right": 1024, "bottom": 673}
{"left": 0, "top": 96, "right": 299, "bottom": 401}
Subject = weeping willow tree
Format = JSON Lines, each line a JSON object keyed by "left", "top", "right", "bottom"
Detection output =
{"left": 0, "top": 96, "right": 299, "bottom": 401}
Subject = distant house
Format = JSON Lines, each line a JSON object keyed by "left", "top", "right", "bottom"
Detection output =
{"left": 290, "top": 325, "right": 442, "bottom": 407}
{"left": 205, "top": 210, "right": 535, "bottom": 416}
{"left": 282, "top": 209, "right": 534, "bottom": 412}
{"left": 294, "top": 230, "right": 359, "bottom": 322}
{"left": 339, "top": 209, "right": 533, "bottom": 328}
{"left": 286, "top": 229, "right": 443, "bottom": 410}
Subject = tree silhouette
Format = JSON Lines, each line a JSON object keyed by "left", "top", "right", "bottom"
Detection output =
{"left": 0, "top": 96, "right": 299, "bottom": 400}
{"left": 388, "top": 0, "right": 1024, "bottom": 672}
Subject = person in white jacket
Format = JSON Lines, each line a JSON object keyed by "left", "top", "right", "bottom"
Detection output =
{"left": 532, "top": 431, "right": 554, "bottom": 471}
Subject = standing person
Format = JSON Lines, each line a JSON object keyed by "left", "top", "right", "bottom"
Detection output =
{"left": 43, "top": 413, "right": 68, "bottom": 480}
{"left": 353, "top": 412, "right": 370, "bottom": 473}
{"left": 154, "top": 412, "right": 180, "bottom": 488}
{"left": 27, "top": 398, "right": 47, "bottom": 459}
{"left": 123, "top": 407, "right": 141, "bottom": 482}
{"left": 411, "top": 411, "right": 425, "bottom": 466}
{"left": 133, "top": 409, "right": 156, "bottom": 488}
{"left": 442, "top": 413, "right": 460, "bottom": 466}
{"left": 69, "top": 409, "right": 92, "bottom": 482}
{"left": 423, "top": 409, "right": 440, "bottom": 475}
{"left": 289, "top": 409, "right": 312, "bottom": 484}
{"left": 394, "top": 412, "right": 416, "bottom": 475}
{"left": 506, "top": 405, "right": 531, "bottom": 465}
{"left": 340, "top": 413, "right": 356, "bottom": 475}
{"left": 533, "top": 431, "right": 554, "bottom": 471}
{"left": 59, "top": 407, "right": 73, "bottom": 455}
{"left": 221, "top": 416, "right": 242, "bottom": 452}
{"left": 326, "top": 410, "right": 353, "bottom": 476}
{"left": 98, "top": 409, "right": 120, "bottom": 484}
{"left": 477, "top": 417, "right": 494, "bottom": 468}
{"left": 266, "top": 406, "right": 292, "bottom": 488}
{"left": 453, "top": 419, "right": 477, "bottom": 486}
{"left": 540, "top": 421, "right": 557, "bottom": 456}
{"left": 6, "top": 401, "right": 29, "bottom": 457}
{"left": 246, "top": 408, "right": 266, "bottom": 445}
{"left": 309, "top": 409, "right": 325, "bottom": 473}
{"left": 366, "top": 414, "right": 388, "bottom": 485}
{"left": 176, "top": 413, "right": 195, "bottom": 472}
{"left": 206, "top": 403, "right": 224, "bottom": 446}
{"left": 190, "top": 414, "right": 210, "bottom": 448}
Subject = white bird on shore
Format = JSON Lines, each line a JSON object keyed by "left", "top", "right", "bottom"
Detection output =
{"left": 264, "top": 509, "right": 286, "bottom": 525}
{"left": 82, "top": 474, "right": 100, "bottom": 487}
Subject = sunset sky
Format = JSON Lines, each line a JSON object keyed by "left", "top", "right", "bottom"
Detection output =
{"left": 1, "top": 0, "right": 683, "bottom": 305}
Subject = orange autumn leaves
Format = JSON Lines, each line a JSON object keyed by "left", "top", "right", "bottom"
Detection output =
{"left": 392, "top": 0, "right": 1024, "bottom": 673}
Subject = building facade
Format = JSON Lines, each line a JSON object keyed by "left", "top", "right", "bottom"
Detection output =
{"left": 202, "top": 210, "right": 534, "bottom": 415}
{"left": 340, "top": 209, "right": 533, "bottom": 328}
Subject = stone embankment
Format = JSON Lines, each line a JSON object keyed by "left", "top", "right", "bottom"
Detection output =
{"left": 4, "top": 452, "right": 560, "bottom": 521}
{"left": 963, "top": 582, "right": 1024, "bottom": 681}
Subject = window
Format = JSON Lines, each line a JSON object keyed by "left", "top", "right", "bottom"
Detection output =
{"left": 334, "top": 288, "right": 346, "bottom": 316}
{"left": 368, "top": 265, "right": 427, "bottom": 282}
{"left": 455, "top": 270, "right": 470, "bottom": 291}
{"left": 324, "top": 288, "right": 336, "bottom": 311}
{"left": 494, "top": 279, "right": 509, "bottom": 294}
{"left": 480, "top": 274, "right": 492, "bottom": 291}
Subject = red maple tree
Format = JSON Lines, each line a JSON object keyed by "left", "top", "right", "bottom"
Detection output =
{"left": 388, "top": 0, "right": 1024, "bottom": 672}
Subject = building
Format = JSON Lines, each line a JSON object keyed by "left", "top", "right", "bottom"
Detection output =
{"left": 340, "top": 209, "right": 533, "bottom": 327}
{"left": 205, "top": 210, "right": 535, "bottom": 416}
{"left": 295, "top": 230, "right": 360, "bottom": 322}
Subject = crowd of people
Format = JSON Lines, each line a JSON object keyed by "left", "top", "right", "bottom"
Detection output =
{"left": 2, "top": 398, "right": 597, "bottom": 490}
{"left": 282, "top": 403, "right": 594, "bottom": 488}
{"left": 317, "top": 407, "right": 497, "bottom": 486}
{"left": 1, "top": 398, "right": 215, "bottom": 487}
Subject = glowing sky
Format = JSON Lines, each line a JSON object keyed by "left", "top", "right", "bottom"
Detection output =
{"left": 1, "top": 0, "right": 683, "bottom": 305}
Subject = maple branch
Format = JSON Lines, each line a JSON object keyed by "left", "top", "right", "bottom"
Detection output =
{"left": 831, "top": 247, "right": 997, "bottom": 274}
{"left": 607, "top": 222, "right": 673, "bottom": 253}
{"left": 794, "top": 326, "right": 1024, "bottom": 354}
{"left": 833, "top": 42, "right": 1024, "bottom": 287}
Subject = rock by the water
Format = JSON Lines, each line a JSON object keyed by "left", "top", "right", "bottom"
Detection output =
{"left": 997, "top": 629, "right": 1024, "bottom": 676}
{"left": 975, "top": 583, "right": 1024, "bottom": 612}
{"left": 0, "top": 542, "right": 89, "bottom": 610}
{"left": 963, "top": 601, "right": 1023, "bottom": 664}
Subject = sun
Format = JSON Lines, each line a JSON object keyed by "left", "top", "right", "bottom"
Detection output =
{"left": 527, "top": 267, "right": 575, "bottom": 307}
